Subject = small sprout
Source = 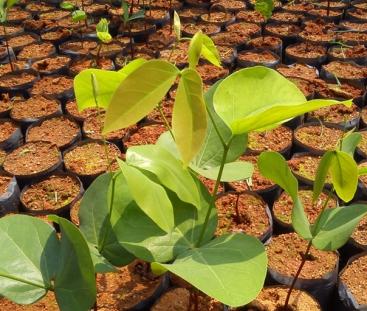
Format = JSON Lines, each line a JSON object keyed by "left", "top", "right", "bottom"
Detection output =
{"left": 255, "top": 0, "right": 274, "bottom": 21}
{"left": 72, "top": 9, "right": 87, "bottom": 22}
{"left": 60, "top": 1, "right": 75, "bottom": 10}
{"left": 96, "top": 18, "right": 112, "bottom": 44}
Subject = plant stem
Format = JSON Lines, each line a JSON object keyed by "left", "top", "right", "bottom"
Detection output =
{"left": 234, "top": 192, "right": 241, "bottom": 223}
{"left": 283, "top": 240, "right": 312, "bottom": 308}
{"left": 158, "top": 101, "right": 174, "bottom": 139}
{"left": 196, "top": 138, "right": 233, "bottom": 247}
{"left": 2, "top": 24, "right": 14, "bottom": 72}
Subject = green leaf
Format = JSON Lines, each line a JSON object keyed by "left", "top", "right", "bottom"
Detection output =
{"left": 152, "top": 233, "right": 267, "bottom": 307}
{"left": 6, "top": 0, "right": 18, "bottom": 9}
{"left": 129, "top": 9, "right": 145, "bottom": 21}
{"left": 79, "top": 173, "right": 135, "bottom": 267}
{"left": 118, "top": 159, "right": 175, "bottom": 233}
{"left": 213, "top": 67, "right": 352, "bottom": 134}
{"left": 193, "top": 81, "right": 248, "bottom": 169}
{"left": 104, "top": 60, "right": 179, "bottom": 133}
{"left": 329, "top": 151, "right": 358, "bottom": 202}
{"left": 126, "top": 144, "right": 201, "bottom": 208}
{"left": 255, "top": 0, "right": 274, "bottom": 20}
{"left": 112, "top": 175, "right": 217, "bottom": 262}
{"left": 60, "top": 1, "right": 75, "bottom": 10}
{"left": 313, "top": 151, "right": 333, "bottom": 202}
{"left": 97, "top": 32, "right": 112, "bottom": 43}
{"left": 193, "top": 161, "right": 253, "bottom": 182}
{"left": 173, "top": 68, "right": 207, "bottom": 165}
{"left": 312, "top": 204, "right": 367, "bottom": 250}
{"left": 96, "top": 18, "right": 109, "bottom": 33}
{"left": 0, "top": 215, "right": 59, "bottom": 304}
{"left": 50, "top": 216, "right": 96, "bottom": 311}
{"left": 258, "top": 152, "right": 312, "bottom": 240}
{"left": 87, "top": 244, "right": 117, "bottom": 273}
{"left": 188, "top": 31, "right": 221, "bottom": 68}
{"left": 173, "top": 10, "right": 181, "bottom": 41}
{"left": 340, "top": 132, "right": 361, "bottom": 156}
{"left": 72, "top": 9, "right": 86, "bottom": 22}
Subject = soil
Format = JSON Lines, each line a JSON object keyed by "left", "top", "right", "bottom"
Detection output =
{"left": 270, "top": 11, "right": 303, "bottom": 24}
{"left": 273, "top": 190, "right": 337, "bottom": 226}
{"left": 215, "top": 0, "right": 245, "bottom": 12}
{"left": 226, "top": 22, "right": 261, "bottom": 38}
{"left": 201, "top": 12, "right": 234, "bottom": 25}
{"left": 83, "top": 111, "right": 128, "bottom": 141}
{"left": 31, "top": 56, "right": 71, "bottom": 74}
{"left": 151, "top": 287, "right": 223, "bottom": 311}
{"left": 323, "top": 61, "right": 367, "bottom": 80}
{"left": 357, "top": 131, "right": 367, "bottom": 157}
{"left": 241, "top": 286, "right": 321, "bottom": 311}
{"left": 60, "top": 40, "right": 98, "bottom": 55}
{"left": 69, "top": 57, "right": 114, "bottom": 76}
{"left": 308, "top": 103, "right": 360, "bottom": 125}
{"left": 198, "top": 175, "right": 224, "bottom": 194}
{"left": 265, "top": 23, "right": 301, "bottom": 39}
{"left": 39, "top": 10, "right": 70, "bottom": 21}
{"left": 229, "top": 155, "right": 276, "bottom": 192}
{"left": 25, "top": 2, "right": 53, "bottom": 13}
{"left": 160, "top": 41, "right": 189, "bottom": 67}
{"left": 299, "top": 20, "right": 336, "bottom": 44}
{"left": 247, "top": 126, "right": 292, "bottom": 154}
{"left": 286, "top": 43, "right": 326, "bottom": 59}
{"left": 294, "top": 124, "right": 344, "bottom": 153}
{"left": 30, "top": 75, "right": 73, "bottom": 98}
{"left": 26, "top": 116, "right": 80, "bottom": 149}
{"left": 41, "top": 28, "right": 71, "bottom": 43}
{"left": 328, "top": 45, "right": 367, "bottom": 60}
{"left": 3, "top": 141, "right": 60, "bottom": 177}
{"left": 238, "top": 50, "right": 279, "bottom": 64}
{"left": 96, "top": 260, "right": 162, "bottom": 311}
{"left": 211, "top": 31, "right": 248, "bottom": 47}
{"left": 315, "top": 81, "right": 364, "bottom": 99}
{"left": 10, "top": 96, "right": 60, "bottom": 121}
{"left": 247, "top": 36, "right": 282, "bottom": 51}
{"left": 21, "top": 174, "right": 81, "bottom": 212}
{"left": 0, "top": 293, "right": 58, "bottom": 311}
{"left": 336, "top": 32, "right": 367, "bottom": 45}
{"left": 178, "top": 7, "right": 207, "bottom": 21}
{"left": 196, "top": 64, "right": 229, "bottom": 83}
{"left": 182, "top": 23, "right": 221, "bottom": 37}
{"left": 308, "top": 8, "right": 342, "bottom": 18}
{"left": 0, "top": 120, "right": 18, "bottom": 143}
{"left": 276, "top": 64, "right": 319, "bottom": 81}
{"left": 340, "top": 254, "right": 367, "bottom": 305}
{"left": 0, "top": 175, "right": 12, "bottom": 195}
{"left": 288, "top": 154, "right": 331, "bottom": 183}
{"left": 148, "top": 25, "right": 176, "bottom": 49}
{"left": 0, "top": 149, "right": 7, "bottom": 166}
{"left": 0, "top": 71, "right": 38, "bottom": 89}
{"left": 215, "top": 192, "right": 270, "bottom": 239}
{"left": 288, "top": 77, "right": 314, "bottom": 98}
{"left": 351, "top": 214, "right": 367, "bottom": 248}
{"left": 147, "top": 98, "right": 173, "bottom": 123}
{"left": 70, "top": 198, "right": 81, "bottom": 226}
{"left": 8, "top": 34, "right": 39, "bottom": 51}
{"left": 7, "top": 8, "right": 30, "bottom": 23}
{"left": 0, "top": 25, "right": 23, "bottom": 37}
{"left": 267, "top": 233, "right": 338, "bottom": 279}
{"left": 235, "top": 10, "right": 265, "bottom": 24}
{"left": 124, "top": 124, "right": 166, "bottom": 149}
{"left": 17, "top": 42, "right": 56, "bottom": 61}
{"left": 0, "top": 61, "right": 28, "bottom": 77}
{"left": 347, "top": 8, "right": 367, "bottom": 21}
{"left": 64, "top": 141, "right": 121, "bottom": 176}
{"left": 216, "top": 45, "right": 236, "bottom": 64}
{"left": 340, "top": 21, "right": 367, "bottom": 32}
{"left": 65, "top": 100, "right": 104, "bottom": 122}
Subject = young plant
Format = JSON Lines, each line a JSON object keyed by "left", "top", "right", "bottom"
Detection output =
{"left": 0, "top": 0, "right": 19, "bottom": 72}
{"left": 258, "top": 132, "right": 367, "bottom": 309}
{"left": 60, "top": 1, "right": 88, "bottom": 42}
{"left": 95, "top": 18, "right": 112, "bottom": 65}
{"left": 121, "top": 0, "right": 145, "bottom": 59}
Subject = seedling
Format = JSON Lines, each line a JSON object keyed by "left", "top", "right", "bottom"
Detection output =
{"left": 255, "top": 0, "right": 274, "bottom": 42}
{"left": 95, "top": 18, "right": 112, "bottom": 65}
{"left": 258, "top": 131, "right": 367, "bottom": 309}
{"left": 60, "top": 1, "right": 88, "bottom": 45}
{"left": 0, "top": 0, "right": 19, "bottom": 72}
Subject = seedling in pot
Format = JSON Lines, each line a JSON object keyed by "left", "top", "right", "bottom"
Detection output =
{"left": 60, "top": 1, "right": 88, "bottom": 45}
{"left": 255, "top": 0, "right": 274, "bottom": 42}
{"left": 121, "top": 0, "right": 145, "bottom": 59}
{"left": 95, "top": 18, "right": 112, "bottom": 66}
{"left": 0, "top": 0, "right": 19, "bottom": 72}
{"left": 258, "top": 131, "right": 367, "bottom": 310}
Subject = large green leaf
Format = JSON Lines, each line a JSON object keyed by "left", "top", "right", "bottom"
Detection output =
{"left": 0, "top": 215, "right": 59, "bottom": 304}
{"left": 213, "top": 67, "right": 351, "bottom": 134}
{"left": 194, "top": 161, "right": 253, "bottom": 182}
{"left": 126, "top": 144, "right": 201, "bottom": 208}
{"left": 330, "top": 151, "right": 358, "bottom": 202}
{"left": 340, "top": 132, "right": 361, "bottom": 156}
{"left": 173, "top": 68, "right": 207, "bottom": 165}
{"left": 188, "top": 31, "right": 221, "bottom": 68}
{"left": 74, "top": 59, "right": 146, "bottom": 111}
{"left": 258, "top": 152, "right": 312, "bottom": 240}
{"left": 152, "top": 233, "right": 267, "bottom": 307}
{"left": 50, "top": 216, "right": 96, "bottom": 311}
{"left": 118, "top": 159, "right": 175, "bottom": 232}
{"left": 103, "top": 60, "right": 179, "bottom": 133}
{"left": 79, "top": 173, "right": 135, "bottom": 267}
{"left": 111, "top": 175, "right": 217, "bottom": 262}
{"left": 312, "top": 204, "right": 367, "bottom": 250}
{"left": 193, "top": 81, "right": 248, "bottom": 169}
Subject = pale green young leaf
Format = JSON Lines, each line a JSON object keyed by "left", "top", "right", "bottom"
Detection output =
{"left": 193, "top": 161, "right": 253, "bottom": 182}
{"left": 329, "top": 151, "right": 358, "bottom": 202}
{"left": 72, "top": 9, "right": 86, "bottom": 22}
{"left": 104, "top": 60, "right": 179, "bottom": 133}
{"left": 213, "top": 67, "right": 352, "bottom": 135}
{"left": 188, "top": 31, "right": 203, "bottom": 69}
{"left": 340, "top": 132, "right": 361, "bottom": 156}
{"left": 312, "top": 204, "right": 367, "bottom": 250}
{"left": 173, "top": 10, "right": 181, "bottom": 41}
{"left": 0, "top": 215, "right": 59, "bottom": 304}
{"left": 60, "top": 1, "right": 75, "bottom": 10}
{"left": 313, "top": 151, "right": 333, "bottom": 202}
{"left": 118, "top": 159, "right": 174, "bottom": 232}
{"left": 152, "top": 233, "right": 267, "bottom": 307}
{"left": 173, "top": 68, "right": 207, "bottom": 165}
{"left": 126, "top": 144, "right": 201, "bottom": 208}
{"left": 50, "top": 216, "right": 96, "bottom": 311}
{"left": 200, "top": 34, "right": 221, "bottom": 67}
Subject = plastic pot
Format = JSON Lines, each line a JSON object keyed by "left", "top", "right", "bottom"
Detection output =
{"left": 0, "top": 69, "right": 39, "bottom": 95}
{"left": 0, "top": 175, "right": 19, "bottom": 216}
